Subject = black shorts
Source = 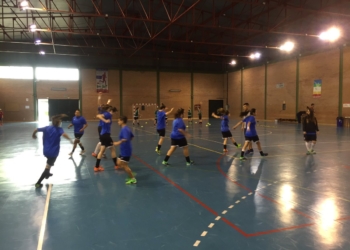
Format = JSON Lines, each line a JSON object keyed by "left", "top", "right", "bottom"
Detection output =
{"left": 221, "top": 131, "right": 232, "bottom": 138}
{"left": 245, "top": 135, "right": 259, "bottom": 142}
{"left": 46, "top": 157, "right": 57, "bottom": 166}
{"left": 157, "top": 129, "right": 165, "bottom": 137}
{"left": 171, "top": 138, "right": 188, "bottom": 148}
{"left": 134, "top": 117, "right": 139, "bottom": 120}
{"left": 118, "top": 155, "right": 130, "bottom": 162}
{"left": 74, "top": 133, "right": 83, "bottom": 139}
{"left": 304, "top": 134, "right": 317, "bottom": 141}
{"left": 98, "top": 126, "right": 102, "bottom": 141}
{"left": 100, "top": 133, "right": 113, "bottom": 147}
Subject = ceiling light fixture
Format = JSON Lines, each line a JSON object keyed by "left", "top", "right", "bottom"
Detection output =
{"left": 279, "top": 41, "right": 294, "bottom": 52}
{"left": 229, "top": 60, "right": 236, "bottom": 65}
{"left": 29, "top": 24, "right": 36, "bottom": 32}
{"left": 250, "top": 52, "right": 261, "bottom": 59}
{"left": 319, "top": 27, "right": 341, "bottom": 42}
{"left": 39, "top": 51, "right": 45, "bottom": 55}
{"left": 34, "top": 39, "right": 41, "bottom": 45}
{"left": 19, "top": 0, "right": 29, "bottom": 11}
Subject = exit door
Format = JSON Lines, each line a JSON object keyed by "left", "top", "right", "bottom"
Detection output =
{"left": 48, "top": 99, "right": 79, "bottom": 121}
{"left": 209, "top": 100, "right": 224, "bottom": 118}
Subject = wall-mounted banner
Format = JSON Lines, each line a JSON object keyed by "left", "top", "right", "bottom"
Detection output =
{"left": 96, "top": 69, "right": 108, "bottom": 93}
{"left": 313, "top": 79, "right": 322, "bottom": 98}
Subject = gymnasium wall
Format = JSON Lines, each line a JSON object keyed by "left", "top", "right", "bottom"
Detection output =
{"left": 0, "top": 79, "right": 34, "bottom": 122}
{"left": 228, "top": 46, "right": 347, "bottom": 124}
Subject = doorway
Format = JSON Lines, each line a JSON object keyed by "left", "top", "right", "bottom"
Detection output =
{"left": 38, "top": 99, "right": 49, "bottom": 122}
{"left": 48, "top": 99, "right": 79, "bottom": 121}
{"left": 209, "top": 100, "right": 224, "bottom": 118}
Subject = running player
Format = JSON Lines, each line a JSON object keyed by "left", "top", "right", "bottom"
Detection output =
{"left": 162, "top": 108, "right": 194, "bottom": 166}
{"left": 240, "top": 108, "right": 268, "bottom": 160}
{"left": 113, "top": 116, "right": 136, "bottom": 184}
{"left": 94, "top": 106, "right": 118, "bottom": 172}
{"left": 212, "top": 108, "right": 241, "bottom": 152}
{"left": 0, "top": 108, "right": 3, "bottom": 126}
{"left": 68, "top": 110, "right": 88, "bottom": 156}
{"left": 188, "top": 107, "right": 193, "bottom": 123}
{"left": 32, "top": 114, "right": 73, "bottom": 188}
{"left": 133, "top": 107, "right": 140, "bottom": 126}
{"left": 233, "top": 103, "right": 253, "bottom": 154}
{"left": 198, "top": 107, "right": 202, "bottom": 124}
{"left": 303, "top": 107, "right": 319, "bottom": 155}
{"left": 92, "top": 98, "right": 112, "bottom": 157}
{"left": 155, "top": 104, "right": 174, "bottom": 154}
{"left": 154, "top": 106, "right": 158, "bottom": 126}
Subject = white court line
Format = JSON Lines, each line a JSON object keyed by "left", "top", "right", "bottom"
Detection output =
{"left": 235, "top": 200, "right": 240, "bottom": 204}
{"left": 208, "top": 223, "right": 215, "bottom": 228}
{"left": 248, "top": 192, "right": 253, "bottom": 195}
{"left": 242, "top": 196, "right": 246, "bottom": 199}
{"left": 201, "top": 231, "right": 208, "bottom": 237}
{"left": 222, "top": 210, "right": 227, "bottom": 214}
{"left": 215, "top": 216, "right": 221, "bottom": 221}
{"left": 37, "top": 184, "right": 53, "bottom": 250}
{"left": 193, "top": 240, "right": 201, "bottom": 247}
{"left": 228, "top": 205, "right": 234, "bottom": 209}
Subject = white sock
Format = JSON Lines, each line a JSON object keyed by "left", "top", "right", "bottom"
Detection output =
{"left": 94, "top": 142, "right": 101, "bottom": 154}
{"left": 305, "top": 142, "right": 311, "bottom": 151}
{"left": 310, "top": 143, "right": 315, "bottom": 151}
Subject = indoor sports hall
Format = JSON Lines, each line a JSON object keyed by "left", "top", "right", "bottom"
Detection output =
{"left": 1, "top": 1, "right": 350, "bottom": 250}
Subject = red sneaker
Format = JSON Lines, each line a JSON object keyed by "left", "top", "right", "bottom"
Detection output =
{"left": 91, "top": 153, "right": 97, "bottom": 158}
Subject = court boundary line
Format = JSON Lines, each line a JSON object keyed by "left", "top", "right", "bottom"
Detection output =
{"left": 37, "top": 184, "right": 52, "bottom": 250}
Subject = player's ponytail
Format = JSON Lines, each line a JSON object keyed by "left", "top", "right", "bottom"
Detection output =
{"left": 51, "top": 114, "right": 67, "bottom": 127}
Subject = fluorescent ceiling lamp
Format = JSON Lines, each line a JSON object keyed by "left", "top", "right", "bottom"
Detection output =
{"left": 36, "top": 67, "right": 79, "bottom": 81}
{"left": 0, "top": 66, "right": 33, "bottom": 79}
{"left": 279, "top": 41, "right": 294, "bottom": 52}
{"left": 35, "top": 39, "right": 41, "bottom": 45}
{"left": 20, "top": 1, "right": 29, "bottom": 10}
{"left": 39, "top": 51, "right": 45, "bottom": 55}
{"left": 319, "top": 27, "right": 341, "bottom": 42}
{"left": 250, "top": 52, "right": 261, "bottom": 59}
{"left": 29, "top": 24, "right": 36, "bottom": 32}
{"left": 229, "top": 60, "right": 236, "bottom": 65}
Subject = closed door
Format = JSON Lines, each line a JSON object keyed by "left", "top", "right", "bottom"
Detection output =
{"left": 48, "top": 99, "right": 79, "bottom": 121}
{"left": 209, "top": 100, "right": 224, "bottom": 118}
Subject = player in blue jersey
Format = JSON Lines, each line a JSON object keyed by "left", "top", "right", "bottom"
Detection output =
{"left": 240, "top": 108, "right": 268, "bottom": 160}
{"left": 94, "top": 105, "right": 118, "bottom": 172}
{"left": 67, "top": 110, "right": 88, "bottom": 156}
{"left": 212, "top": 108, "right": 241, "bottom": 152}
{"left": 162, "top": 108, "right": 193, "bottom": 166}
{"left": 92, "top": 98, "right": 112, "bottom": 157}
{"left": 155, "top": 104, "right": 174, "bottom": 154}
{"left": 113, "top": 116, "right": 136, "bottom": 184}
{"left": 154, "top": 106, "right": 158, "bottom": 126}
{"left": 32, "top": 114, "right": 73, "bottom": 188}
{"left": 233, "top": 103, "right": 253, "bottom": 154}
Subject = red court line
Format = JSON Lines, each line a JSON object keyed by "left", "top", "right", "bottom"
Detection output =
{"left": 133, "top": 155, "right": 350, "bottom": 238}
{"left": 133, "top": 154, "right": 250, "bottom": 238}
{"left": 216, "top": 154, "right": 314, "bottom": 221}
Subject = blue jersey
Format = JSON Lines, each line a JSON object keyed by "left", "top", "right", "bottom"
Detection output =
{"left": 101, "top": 112, "right": 112, "bottom": 135}
{"left": 37, "top": 126, "right": 64, "bottom": 158}
{"left": 221, "top": 115, "right": 230, "bottom": 132}
{"left": 98, "top": 107, "right": 103, "bottom": 126}
{"left": 157, "top": 110, "right": 166, "bottom": 130}
{"left": 171, "top": 118, "right": 186, "bottom": 139}
{"left": 72, "top": 116, "right": 87, "bottom": 134}
{"left": 244, "top": 116, "right": 257, "bottom": 137}
{"left": 119, "top": 126, "right": 134, "bottom": 157}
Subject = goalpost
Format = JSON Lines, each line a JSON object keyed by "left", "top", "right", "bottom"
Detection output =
{"left": 132, "top": 103, "right": 158, "bottom": 121}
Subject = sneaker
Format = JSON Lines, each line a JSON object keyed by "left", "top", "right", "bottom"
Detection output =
{"left": 155, "top": 147, "right": 161, "bottom": 155}
{"left": 249, "top": 149, "right": 254, "bottom": 154}
{"left": 68, "top": 152, "right": 73, "bottom": 156}
{"left": 261, "top": 153, "right": 268, "bottom": 157}
{"left": 125, "top": 178, "right": 137, "bottom": 185}
{"left": 236, "top": 144, "right": 241, "bottom": 148}
{"left": 80, "top": 150, "right": 85, "bottom": 155}
{"left": 102, "top": 154, "right": 107, "bottom": 158}
{"left": 162, "top": 161, "right": 169, "bottom": 166}
{"left": 311, "top": 150, "right": 316, "bottom": 154}
{"left": 186, "top": 161, "right": 194, "bottom": 166}
{"left": 223, "top": 149, "right": 228, "bottom": 152}
{"left": 35, "top": 183, "right": 43, "bottom": 188}
{"left": 91, "top": 152, "right": 97, "bottom": 157}
{"left": 114, "top": 165, "right": 122, "bottom": 170}
{"left": 94, "top": 166, "right": 104, "bottom": 172}
{"left": 125, "top": 173, "right": 137, "bottom": 181}
{"left": 240, "top": 157, "right": 247, "bottom": 161}
{"left": 306, "top": 151, "right": 311, "bottom": 155}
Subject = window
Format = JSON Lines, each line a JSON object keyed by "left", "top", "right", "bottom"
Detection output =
{"left": 0, "top": 66, "right": 33, "bottom": 79}
{"left": 35, "top": 67, "right": 79, "bottom": 81}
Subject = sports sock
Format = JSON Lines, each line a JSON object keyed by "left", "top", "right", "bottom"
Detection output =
{"left": 157, "top": 145, "right": 161, "bottom": 150}
{"left": 305, "top": 142, "right": 311, "bottom": 151}
{"left": 164, "top": 155, "right": 170, "bottom": 162}
{"left": 36, "top": 168, "right": 50, "bottom": 184}
{"left": 185, "top": 156, "right": 190, "bottom": 163}
{"left": 223, "top": 145, "right": 227, "bottom": 149}
{"left": 79, "top": 143, "right": 85, "bottom": 150}
{"left": 233, "top": 142, "right": 238, "bottom": 147}
{"left": 94, "top": 142, "right": 101, "bottom": 154}
{"left": 95, "top": 159, "right": 101, "bottom": 168}
{"left": 113, "top": 158, "right": 117, "bottom": 165}
{"left": 241, "top": 151, "right": 244, "bottom": 157}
